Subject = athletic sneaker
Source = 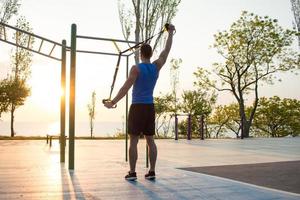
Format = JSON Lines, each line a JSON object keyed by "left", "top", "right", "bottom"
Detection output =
{"left": 145, "top": 171, "right": 155, "bottom": 180}
{"left": 125, "top": 171, "right": 137, "bottom": 181}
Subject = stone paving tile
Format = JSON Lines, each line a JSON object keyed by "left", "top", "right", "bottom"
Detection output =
{"left": 0, "top": 138, "right": 300, "bottom": 199}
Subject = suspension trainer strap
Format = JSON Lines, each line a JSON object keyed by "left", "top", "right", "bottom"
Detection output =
{"left": 109, "top": 52, "right": 122, "bottom": 100}
{"left": 103, "top": 23, "right": 171, "bottom": 107}
{"left": 120, "top": 23, "right": 170, "bottom": 55}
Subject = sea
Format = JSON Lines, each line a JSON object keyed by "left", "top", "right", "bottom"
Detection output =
{"left": 0, "top": 121, "right": 124, "bottom": 137}
{"left": 0, "top": 121, "right": 237, "bottom": 138}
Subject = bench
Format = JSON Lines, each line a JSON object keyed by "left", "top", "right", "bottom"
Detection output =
{"left": 46, "top": 134, "right": 67, "bottom": 147}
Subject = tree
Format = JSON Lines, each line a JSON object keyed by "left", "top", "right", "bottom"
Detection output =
{"left": 3, "top": 77, "right": 30, "bottom": 137}
{"left": 208, "top": 105, "right": 231, "bottom": 138}
{"left": 8, "top": 16, "right": 33, "bottom": 137}
{"left": 181, "top": 90, "right": 215, "bottom": 117}
{"left": 12, "top": 17, "right": 33, "bottom": 80}
{"left": 0, "top": 79, "right": 10, "bottom": 119}
{"left": 0, "top": 0, "right": 20, "bottom": 23}
{"left": 253, "top": 96, "right": 300, "bottom": 137}
{"left": 169, "top": 58, "right": 181, "bottom": 114}
{"left": 291, "top": 0, "right": 300, "bottom": 48}
{"left": 118, "top": 0, "right": 181, "bottom": 64}
{"left": 180, "top": 90, "right": 216, "bottom": 136}
{"left": 87, "top": 91, "right": 96, "bottom": 138}
{"left": 154, "top": 93, "right": 173, "bottom": 137}
{"left": 194, "top": 11, "right": 300, "bottom": 139}
{"left": 208, "top": 104, "right": 249, "bottom": 138}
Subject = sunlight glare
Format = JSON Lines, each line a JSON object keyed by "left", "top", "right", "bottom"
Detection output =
{"left": 48, "top": 121, "right": 60, "bottom": 135}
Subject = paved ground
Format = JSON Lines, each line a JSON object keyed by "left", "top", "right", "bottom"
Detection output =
{"left": 0, "top": 137, "right": 300, "bottom": 199}
{"left": 180, "top": 160, "right": 300, "bottom": 194}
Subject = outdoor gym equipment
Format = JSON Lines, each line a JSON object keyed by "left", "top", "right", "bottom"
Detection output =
{"left": 174, "top": 113, "right": 205, "bottom": 140}
{"left": 70, "top": 23, "right": 172, "bottom": 170}
{"left": 0, "top": 22, "right": 67, "bottom": 164}
{"left": 0, "top": 22, "right": 172, "bottom": 170}
{"left": 102, "top": 23, "right": 171, "bottom": 107}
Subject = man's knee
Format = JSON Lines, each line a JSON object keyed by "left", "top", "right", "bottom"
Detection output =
{"left": 145, "top": 135, "right": 155, "bottom": 146}
{"left": 130, "top": 134, "right": 139, "bottom": 146}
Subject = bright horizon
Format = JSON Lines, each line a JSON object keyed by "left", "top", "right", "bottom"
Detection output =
{"left": 0, "top": 0, "right": 299, "bottom": 128}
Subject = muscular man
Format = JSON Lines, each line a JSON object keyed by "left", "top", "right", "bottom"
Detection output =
{"left": 104, "top": 24, "right": 175, "bottom": 180}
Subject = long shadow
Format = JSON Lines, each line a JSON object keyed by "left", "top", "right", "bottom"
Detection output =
{"left": 69, "top": 170, "right": 87, "bottom": 200}
{"left": 127, "top": 180, "right": 163, "bottom": 200}
{"left": 127, "top": 179, "right": 190, "bottom": 200}
{"left": 60, "top": 165, "right": 72, "bottom": 199}
{"left": 148, "top": 179, "right": 191, "bottom": 200}
{"left": 68, "top": 171, "right": 103, "bottom": 200}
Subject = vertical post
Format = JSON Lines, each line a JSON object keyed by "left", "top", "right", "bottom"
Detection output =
{"left": 175, "top": 114, "right": 178, "bottom": 140}
{"left": 125, "top": 56, "right": 129, "bottom": 162}
{"left": 69, "top": 24, "right": 77, "bottom": 170}
{"left": 200, "top": 115, "right": 204, "bottom": 140}
{"left": 146, "top": 145, "right": 149, "bottom": 168}
{"left": 187, "top": 114, "right": 191, "bottom": 140}
{"left": 60, "top": 39, "right": 66, "bottom": 163}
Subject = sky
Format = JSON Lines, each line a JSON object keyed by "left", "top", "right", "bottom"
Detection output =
{"left": 0, "top": 0, "right": 299, "bottom": 125}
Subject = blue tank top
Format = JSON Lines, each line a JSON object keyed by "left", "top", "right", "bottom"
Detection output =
{"left": 132, "top": 63, "right": 158, "bottom": 104}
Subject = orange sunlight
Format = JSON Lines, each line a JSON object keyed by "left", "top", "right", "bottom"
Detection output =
{"left": 28, "top": 63, "right": 61, "bottom": 114}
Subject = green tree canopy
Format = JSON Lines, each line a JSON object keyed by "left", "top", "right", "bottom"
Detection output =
{"left": 7, "top": 16, "right": 33, "bottom": 137}
{"left": 2, "top": 77, "right": 30, "bottom": 136}
{"left": 208, "top": 103, "right": 252, "bottom": 138}
{"left": 194, "top": 11, "right": 300, "bottom": 138}
{"left": 181, "top": 90, "right": 216, "bottom": 116}
{"left": 0, "top": 79, "right": 10, "bottom": 118}
{"left": 253, "top": 96, "right": 300, "bottom": 137}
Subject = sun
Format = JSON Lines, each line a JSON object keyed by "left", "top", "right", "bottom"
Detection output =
{"left": 28, "top": 63, "right": 61, "bottom": 113}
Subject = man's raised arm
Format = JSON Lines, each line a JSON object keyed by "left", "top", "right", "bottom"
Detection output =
{"left": 153, "top": 24, "right": 175, "bottom": 71}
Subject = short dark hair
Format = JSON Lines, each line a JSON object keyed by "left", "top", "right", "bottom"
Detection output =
{"left": 140, "top": 43, "right": 153, "bottom": 59}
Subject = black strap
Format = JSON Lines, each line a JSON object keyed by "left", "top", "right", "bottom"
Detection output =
{"left": 109, "top": 52, "right": 122, "bottom": 100}
{"left": 103, "top": 24, "right": 171, "bottom": 106}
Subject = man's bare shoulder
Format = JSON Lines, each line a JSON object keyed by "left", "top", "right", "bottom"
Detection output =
{"left": 130, "top": 65, "right": 140, "bottom": 74}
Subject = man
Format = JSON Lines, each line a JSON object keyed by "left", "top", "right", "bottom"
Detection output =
{"left": 104, "top": 24, "right": 175, "bottom": 181}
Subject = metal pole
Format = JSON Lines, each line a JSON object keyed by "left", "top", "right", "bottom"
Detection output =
{"left": 60, "top": 39, "right": 66, "bottom": 163}
{"left": 187, "top": 114, "right": 191, "bottom": 140}
{"left": 69, "top": 24, "right": 77, "bottom": 170}
{"left": 125, "top": 56, "right": 129, "bottom": 162}
{"left": 175, "top": 114, "right": 178, "bottom": 140}
{"left": 200, "top": 115, "right": 204, "bottom": 140}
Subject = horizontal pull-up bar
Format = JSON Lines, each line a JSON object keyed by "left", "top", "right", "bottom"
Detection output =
{"left": 76, "top": 34, "right": 137, "bottom": 44}
{"left": 0, "top": 38, "right": 61, "bottom": 61}
{"left": 75, "top": 49, "right": 130, "bottom": 57}
{"left": 0, "top": 22, "right": 65, "bottom": 47}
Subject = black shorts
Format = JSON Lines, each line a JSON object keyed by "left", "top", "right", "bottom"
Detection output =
{"left": 128, "top": 104, "right": 155, "bottom": 136}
